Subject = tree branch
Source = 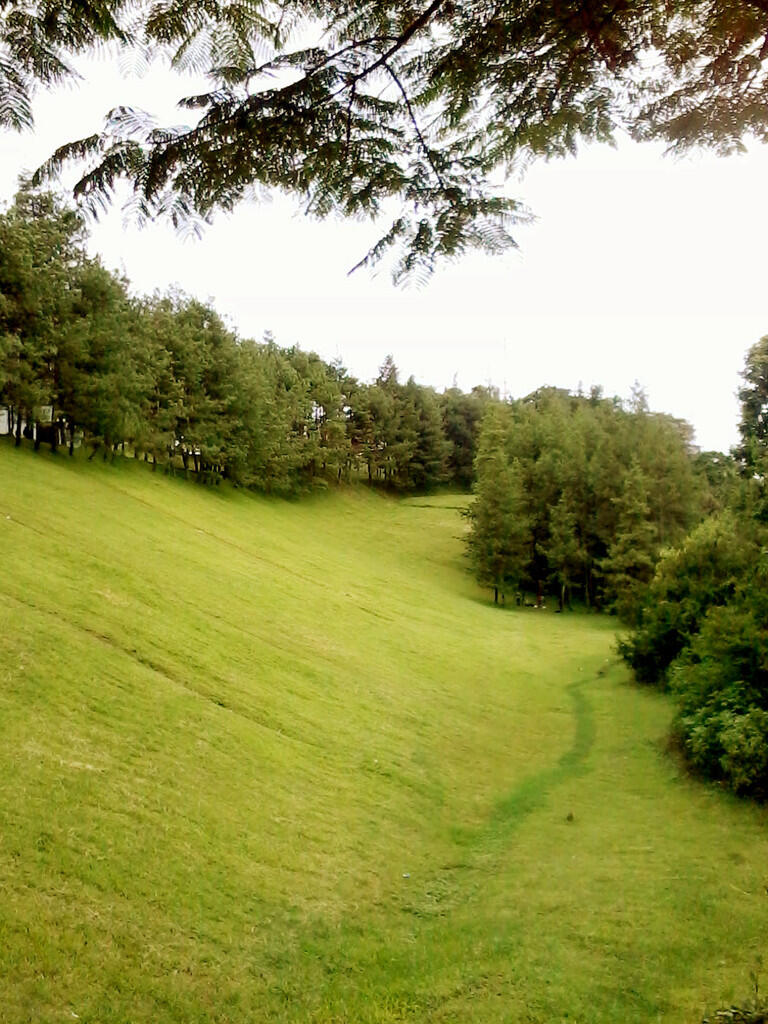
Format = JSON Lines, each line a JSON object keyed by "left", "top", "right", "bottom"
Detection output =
{"left": 383, "top": 59, "right": 447, "bottom": 193}
{"left": 345, "top": 0, "right": 447, "bottom": 86}
{"left": 260, "top": 0, "right": 446, "bottom": 104}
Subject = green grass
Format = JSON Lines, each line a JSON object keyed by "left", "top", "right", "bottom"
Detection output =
{"left": 1, "top": 442, "right": 767, "bottom": 1024}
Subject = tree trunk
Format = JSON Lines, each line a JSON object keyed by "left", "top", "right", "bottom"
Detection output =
{"left": 494, "top": 586, "right": 498, "bottom": 605}
{"left": 14, "top": 411, "right": 22, "bottom": 447}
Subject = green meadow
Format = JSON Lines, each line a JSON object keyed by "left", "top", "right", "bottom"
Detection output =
{"left": 1, "top": 442, "right": 767, "bottom": 1024}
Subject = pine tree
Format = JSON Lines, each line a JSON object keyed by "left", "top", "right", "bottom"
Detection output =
{"left": 56, "top": 262, "right": 145, "bottom": 457}
{"left": 543, "top": 496, "right": 585, "bottom": 612}
{"left": 440, "top": 386, "right": 489, "bottom": 490}
{"left": 397, "top": 379, "right": 449, "bottom": 491}
{"left": 468, "top": 406, "right": 531, "bottom": 604}
{"left": 600, "top": 463, "right": 659, "bottom": 621}
{"left": 0, "top": 185, "right": 88, "bottom": 446}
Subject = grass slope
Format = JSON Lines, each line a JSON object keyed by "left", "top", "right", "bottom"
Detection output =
{"left": 1, "top": 442, "right": 767, "bottom": 1024}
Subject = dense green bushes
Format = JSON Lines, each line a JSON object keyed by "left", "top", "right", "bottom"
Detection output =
{"left": 620, "top": 337, "right": 768, "bottom": 800}
{"left": 621, "top": 504, "right": 768, "bottom": 799}
{"left": 671, "top": 573, "right": 768, "bottom": 798}
{"left": 622, "top": 520, "right": 768, "bottom": 800}
{"left": 618, "top": 513, "right": 754, "bottom": 684}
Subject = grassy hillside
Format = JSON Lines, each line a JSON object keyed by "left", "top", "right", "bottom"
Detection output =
{"left": 1, "top": 442, "right": 767, "bottom": 1024}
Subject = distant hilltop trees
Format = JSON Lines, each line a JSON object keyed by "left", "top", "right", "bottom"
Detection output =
{"left": 0, "top": 185, "right": 492, "bottom": 494}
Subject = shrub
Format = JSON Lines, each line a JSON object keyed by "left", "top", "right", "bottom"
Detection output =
{"left": 719, "top": 709, "right": 768, "bottom": 798}
{"left": 619, "top": 513, "right": 756, "bottom": 686}
{"left": 670, "top": 590, "right": 768, "bottom": 797}
{"left": 622, "top": 503, "right": 768, "bottom": 797}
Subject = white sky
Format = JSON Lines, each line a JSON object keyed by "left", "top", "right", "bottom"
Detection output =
{"left": 1, "top": 58, "right": 766, "bottom": 453}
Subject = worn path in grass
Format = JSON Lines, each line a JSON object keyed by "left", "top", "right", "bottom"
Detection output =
{"left": 1, "top": 444, "right": 767, "bottom": 1024}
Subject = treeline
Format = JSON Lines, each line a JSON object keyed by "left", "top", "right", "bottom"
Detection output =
{"left": 620, "top": 337, "right": 768, "bottom": 799}
{"left": 0, "top": 187, "right": 490, "bottom": 493}
{"left": 465, "top": 386, "right": 703, "bottom": 612}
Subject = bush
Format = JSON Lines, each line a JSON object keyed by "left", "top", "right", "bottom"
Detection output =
{"left": 622, "top": 504, "right": 768, "bottom": 798}
{"left": 719, "top": 709, "right": 768, "bottom": 798}
{"left": 679, "top": 703, "right": 768, "bottom": 796}
{"left": 670, "top": 589, "right": 768, "bottom": 797}
{"left": 619, "top": 513, "right": 756, "bottom": 686}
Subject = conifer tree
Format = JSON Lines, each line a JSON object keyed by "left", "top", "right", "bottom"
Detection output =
{"left": 468, "top": 406, "right": 531, "bottom": 605}
{"left": 0, "top": 186, "right": 87, "bottom": 445}
{"left": 599, "top": 462, "right": 659, "bottom": 621}
{"left": 543, "top": 496, "right": 585, "bottom": 612}
{"left": 441, "top": 386, "right": 489, "bottom": 490}
{"left": 397, "top": 378, "right": 449, "bottom": 490}
{"left": 56, "top": 262, "right": 144, "bottom": 456}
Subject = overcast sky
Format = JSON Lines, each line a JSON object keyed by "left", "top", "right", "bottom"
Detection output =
{"left": 1, "top": 58, "right": 766, "bottom": 453}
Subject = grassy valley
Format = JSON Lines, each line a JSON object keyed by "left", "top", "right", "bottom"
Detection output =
{"left": 1, "top": 442, "right": 767, "bottom": 1023}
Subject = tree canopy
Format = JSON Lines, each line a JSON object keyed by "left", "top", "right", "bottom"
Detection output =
{"left": 736, "top": 334, "right": 768, "bottom": 467}
{"left": 2, "top": 0, "right": 766, "bottom": 279}
{"left": 465, "top": 386, "right": 702, "bottom": 610}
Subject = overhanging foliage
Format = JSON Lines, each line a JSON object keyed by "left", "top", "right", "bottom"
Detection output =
{"left": 0, "top": 1, "right": 765, "bottom": 278}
